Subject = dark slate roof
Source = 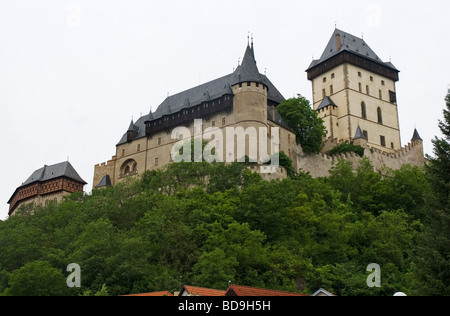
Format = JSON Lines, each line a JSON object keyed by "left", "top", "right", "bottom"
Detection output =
{"left": 307, "top": 28, "right": 397, "bottom": 71}
{"left": 96, "top": 175, "right": 112, "bottom": 188}
{"left": 117, "top": 44, "right": 285, "bottom": 146}
{"left": 316, "top": 96, "right": 337, "bottom": 111}
{"left": 354, "top": 125, "right": 367, "bottom": 140}
{"left": 128, "top": 120, "right": 139, "bottom": 133}
{"left": 234, "top": 44, "right": 264, "bottom": 84}
{"left": 21, "top": 162, "right": 87, "bottom": 187}
{"left": 411, "top": 129, "right": 423, "bottom": 141}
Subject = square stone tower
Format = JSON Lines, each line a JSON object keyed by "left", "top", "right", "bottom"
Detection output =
{"left": 307, "top": 29, "right": 401, "bottom": 153}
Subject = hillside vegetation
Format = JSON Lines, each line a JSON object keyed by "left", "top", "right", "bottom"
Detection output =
{"left": 0, "top": 159, "right": 432, "bottom": 296}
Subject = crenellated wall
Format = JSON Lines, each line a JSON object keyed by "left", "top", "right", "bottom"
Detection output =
{"left": 297, "top": 139, "right": 425, "bottom": 178}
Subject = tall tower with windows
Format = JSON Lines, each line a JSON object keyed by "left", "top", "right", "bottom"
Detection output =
{"left": 307, "top": 29, "right": 401, "bottom": 152}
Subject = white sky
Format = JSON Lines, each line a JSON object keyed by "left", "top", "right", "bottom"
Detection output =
{"left": 1, "top": 0, "right": 449, "bottom": 220}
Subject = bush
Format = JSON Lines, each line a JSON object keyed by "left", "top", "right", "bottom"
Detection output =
{"left": 328, "top": 142, "right": 365, "bottom": 157}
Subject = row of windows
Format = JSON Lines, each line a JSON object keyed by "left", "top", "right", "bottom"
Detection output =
{"left": 360, "top": 129, "right": 394, "bottom": 149}
{"left": 358, "top": 72, "right": 386, "bottom": 86}
{"left": 122, "top": 117, "right": 228, "bottom": 157}
{"left": 322, "top": 83, "right": 388, "bottom": 101}
{"left": 323, "top": 71, "right": 386, "bottom": 85}
{"left": 361, "top": 102, "right": 383, "bottom": 124}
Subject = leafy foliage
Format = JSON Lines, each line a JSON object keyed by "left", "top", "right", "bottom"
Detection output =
{"left": 277, "top": 95, "right": 326, "bottom": 153}
{"left": 0, "top": 158, "right": 436, "bottom": 296}
{"left": 328, "top": 142, "right": 365, "bottom": 157}
{"left": 413, "top": 91, "right": 450, "bottom": 295}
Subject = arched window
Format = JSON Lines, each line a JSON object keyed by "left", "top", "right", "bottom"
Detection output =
{"left": 121, "top": 159, "right": 138, "bottom": 177}
{"left": 361, "top": 102, "right": 367, "bottom": 119}
{"left": 377, "top": 107, "right": 383, "bottom": 124}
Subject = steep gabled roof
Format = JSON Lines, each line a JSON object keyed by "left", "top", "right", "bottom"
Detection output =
{"left": 307, "top": 28, "right": 398, "bottom": 72}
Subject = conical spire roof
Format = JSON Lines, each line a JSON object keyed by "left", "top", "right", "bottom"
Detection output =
{"left": 232, "top": 43, "right": 263, "bottom": 85}
{"left": 128, "top": 120, "right": 136, "bottom": 132}
{"left": 411, "top": 128, "right": 423, "bottom": 141}
{"left": 354, "top": 125, "right": 367, "bottom": 140}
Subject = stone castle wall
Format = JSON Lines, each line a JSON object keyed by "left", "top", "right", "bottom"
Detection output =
{"left": 297, "top": 139, "right": 425, "bottom": 178}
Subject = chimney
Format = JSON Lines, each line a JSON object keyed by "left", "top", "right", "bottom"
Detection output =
{"left": 335, "top": 33, "right": 341, "bottom": 51}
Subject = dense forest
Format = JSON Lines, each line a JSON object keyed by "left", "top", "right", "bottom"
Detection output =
{"left": 0, "top": 159, "right": 436, "bottom": 296}
{"left": 0, "top": 93, "right": 449, "bottom": 296}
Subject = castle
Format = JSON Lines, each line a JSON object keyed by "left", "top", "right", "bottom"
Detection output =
{"left": 93, "top": 29, "right": 425, "bottom": 189}
{"left": 8, "top": 162, "right": 87, "bottom": 216}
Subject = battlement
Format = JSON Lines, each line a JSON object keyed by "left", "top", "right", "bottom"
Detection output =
{"left": 298, "top": 138, "right": 425, "bottom": 178}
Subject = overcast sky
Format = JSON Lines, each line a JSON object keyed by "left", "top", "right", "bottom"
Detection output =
{"left": 1, "top": 0, "right": 449, "bottom": 220}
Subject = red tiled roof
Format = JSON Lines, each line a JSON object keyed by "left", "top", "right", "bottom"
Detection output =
{"left": 181, "top": 285, "right": 226, "bottom": 297}
{"left": 123, "top": 291, "right": 174, "bottom": 297}
{"left": 226, "top": 285, "right": 308, "bottom": 297}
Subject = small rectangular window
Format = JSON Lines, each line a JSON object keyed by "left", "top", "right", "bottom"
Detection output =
{"left": 155, "top": 158, "right": 159, "bottom": 166}
{"left": 158, "top": 137, "right": 162, "bottom": 145}
{"left": 322, "top": 89, "right": 326, "bottom": 98}
{"left": 380, "top": 136, "right": 386, "bottom": 147}
{"left": 366, "top": 85, "right": 370, "bottom": 95}
{"left": 359, "top": 83, "right": 362, "bottom": 92}
{"left": 389, "top": 90, "right": 397, "bottom": 104}
{"left": 212, "top": 121, "right": 216, "bottom": 128}
{"left": 323, "top": 77, "right": 327, "bottom": 83}
{"left": 370, "top": 76, "right": 374, "bottom": 81}
{"left": 331, "top": 73, "right": 335, "bottom": 79}
{"left": 137, "top": 144, "right": 141, "bottom": 152}
{"left": 330, "top": 85, "right": 334, "bottom": 95}
{"left": 222, "top": 117, "right": 226, "bottom": 126}
{"left": 381, "top": 80, "right": 385, "bottom": 86}
{"left": 358, "top": 71, "right": 362, "bottom": 77}
{"left": 379, "top": 90, "right": 383, "bottom": 100}
{"left": 391, "top": 142, "right": 394, "bottom": 149}
{"left": 363, "top": 130, "right": 368, "bottom": 140}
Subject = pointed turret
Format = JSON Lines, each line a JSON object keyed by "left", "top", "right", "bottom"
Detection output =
{"left": 144, "top": 109, "right": 154, "bottom": 137}
{"left": 411, "top": 129, "right": 423, "bottom": 142}
{"left": 232, "top": 42, "right": 264, "bottom": 86}
{"left": 353, "top": 125, "right": 367, "bottom": 147}
{"left": 354, "top": 125, "right": 367, "bottom": 140}
{"left": 316, "top": 96, "right": 337, "bottom": 111}
{"left": 127, "top": 120, "right": 139, "bottom": 142}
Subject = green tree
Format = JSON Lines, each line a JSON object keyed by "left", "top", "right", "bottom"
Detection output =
{"left": 3, "top": 261, "right": 67, "bottom": 296}
{"left": 192, "top": 248, "right": 238, "bottom": 290}
{"left": 414, "top": 91, "right": 450, "bottom": 295}
{"left": 277, "top": 95, "right": 326, "bottom": 153}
